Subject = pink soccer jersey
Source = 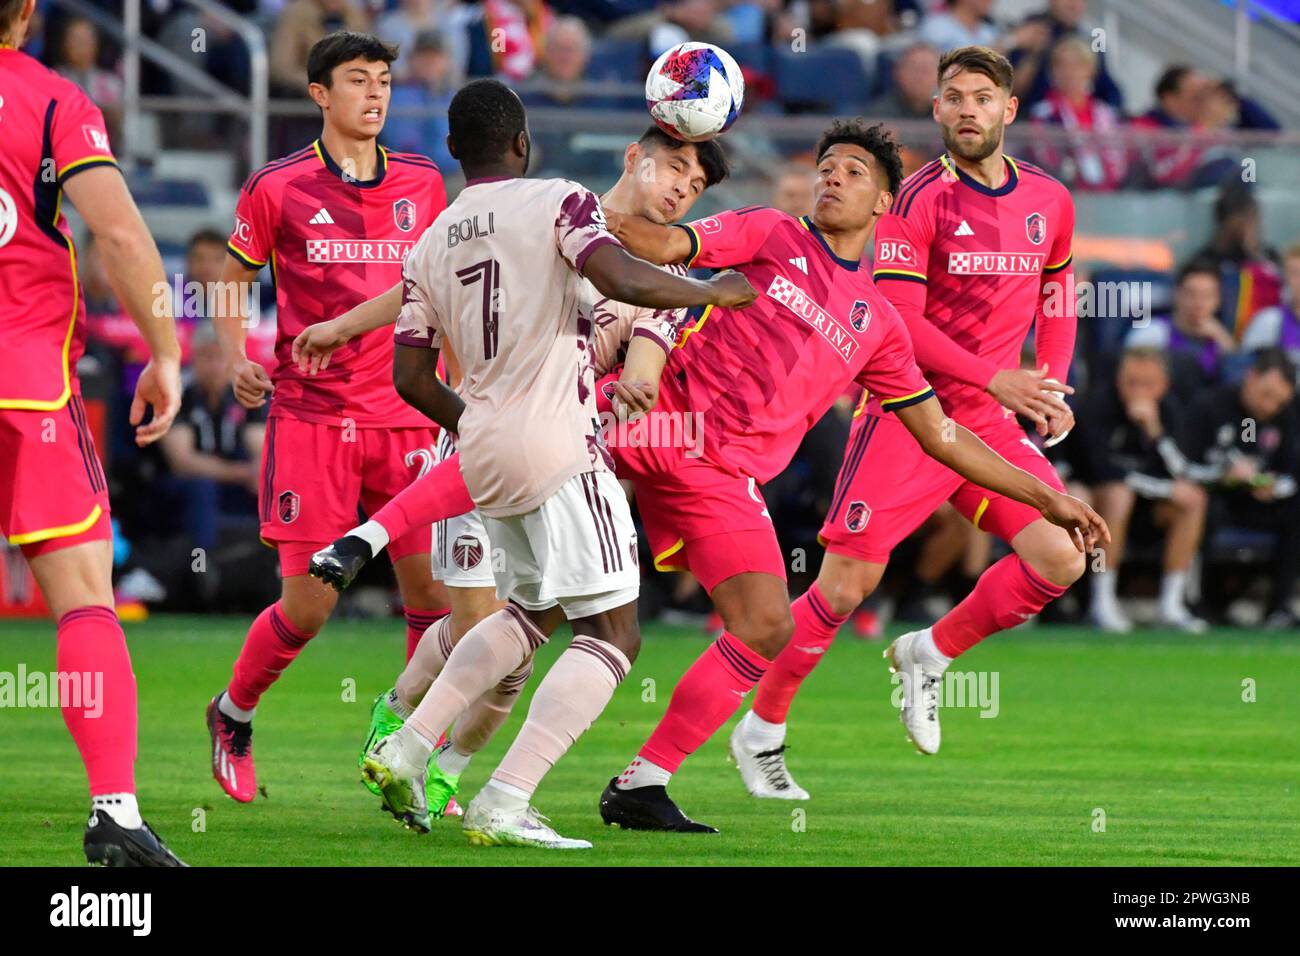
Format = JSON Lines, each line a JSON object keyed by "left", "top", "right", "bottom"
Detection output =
{"left": 0, "top": 48, "right": 118, "bottom": 411}
{"left": 871, "top": 154, "right": 1077, "bottom": 431}
{"left": 652, "top": 207, "right": 935, "bottom": 483}
{"left": 394, "top": 176, "right": 624, "bottom": 518}
{"left": 227, "top": 139, "right": 446, "bottom": 428}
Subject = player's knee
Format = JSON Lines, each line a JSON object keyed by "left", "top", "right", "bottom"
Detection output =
{"left": 729, "top": 605, "right": 794, "bottom": 659}
{"left": 816, "top": 562, "right": 881, "bottom": 617}
{"left": 1029, "top": 537, "right": 1086, "bottom": 588}
{"left": 279, "top": 589, "right": 335, "bottom": 634}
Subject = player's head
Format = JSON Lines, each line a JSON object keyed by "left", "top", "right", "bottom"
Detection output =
{"left": 934, "top": 46, "right": 1017, "bottom": 163}
{"left": 810, "top": 118, "right": 903, "bottom": 233}
{"left": 1116, "top": 347, "right": 1170, "bottom": 405}
{"left": 0, "top": 0, "right": 36, "bottom": 46}
{"left": 447, "top": 79, "right": 531, "bottom": 179}
{"left": 1241, "top": 348, "right": 1297, "bottom": 422}
{"left": 619, "top": 127, "right": 730, "bottom": 224}
{"left": 306, "top": 32, "right": 398, "bottom": 141}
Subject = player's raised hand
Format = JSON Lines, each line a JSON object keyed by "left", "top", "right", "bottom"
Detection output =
{"left": 987, "top": 365, "right": 1074, "bottom": 434}
{"left": 708, "top": 270, "right": 758, "bottom": 309}
{"left": 292, "top": 319, "right": 352, "bottom": 375}
{"left": 231, "top": 358, "right": 274, "bottom": 409}
{"left": 1040, "top": 491, "right": 1110, "bottom": 553}
{"left": 130, "top": 356, "right": 182, "bottom": 446}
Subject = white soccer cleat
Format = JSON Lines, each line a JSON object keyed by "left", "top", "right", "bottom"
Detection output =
{"left": 884, "top": 629, "right": 946, "bottom": 755}
{"left": 361, "top": 731, "right": 432, "bottom": 833}
{"left": 462, "top": 794, "right": 591, "bottom": 850}
{"left": 1158, "top": 603, "right": 1208, "bottom": 634}
{"left": 728, "top": 718, "right": 809, "bottom": 800}
{"left": 1089, "top": 602, "right": 1133, "bottom": 634}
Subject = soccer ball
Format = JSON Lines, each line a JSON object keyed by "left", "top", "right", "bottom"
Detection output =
{"left": 645, "top": 42, "right": 745, "bottom": 143}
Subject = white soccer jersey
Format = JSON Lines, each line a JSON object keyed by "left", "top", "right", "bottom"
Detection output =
{"left": 396, "top": 176, "right": 623, "bottom": 518}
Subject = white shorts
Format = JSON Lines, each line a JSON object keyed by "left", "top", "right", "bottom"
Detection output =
{"left": 430, "top": 429, "right": 496, "bottom": 589}
{"left": 482, "top": 470, "right": 639, "bottom": 620}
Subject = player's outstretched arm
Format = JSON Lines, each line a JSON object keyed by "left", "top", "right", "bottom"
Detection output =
{"left": 583, "top": 244, "right": 756, "bottom": 311}
{"left": 293, "top": 280, "right": 404, "bottom": 374}
{"left": 393, "top": 343, "right": 465, "bottom": 433}
{"left": 614, "top": 336, "right": 670, "bottom": 416}
{"left": 604, "top": 211, "right": 695, "bottom": 265}
{"left": 895, "top": 395, "right": 1110, "bottom": 552}
{"left": 64, "top": 166, "right": 181, "bottom": 445}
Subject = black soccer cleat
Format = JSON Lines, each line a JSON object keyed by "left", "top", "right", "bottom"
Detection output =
{"left": 84, "top": 811, "right": 188, "bottom": 867}
{"left": 598, "top": 777, "right": 718, "bottom": 833}
{"left": 308, "top": 535, "right": 372, "bottom": 592}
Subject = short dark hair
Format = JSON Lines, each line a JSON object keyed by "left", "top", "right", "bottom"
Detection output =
{"left": 1250, "top": 346, "right": 1298, "bottom": 384}
{"left": 636, "top": 126, "right": 730, "bottom": 188}
{"left": 814, "top": 118, "right": 903, "bottom": 195}
{"left": 306, "top": 32, "right": 398, "bottom": 88}
{"left": 1155, "top": 65, "right": 1192, "bottom": 100}
{"left": 0, "top": 0, "right": 25, "bottom": 37}
{"left": 187, "top": 228, "right": 226, "bottom": 251}
{"left": 1177, "top": 258, "right": 1220, "bottom": 285}
{"left": 938, "top": 45, "right": 1014, "bottom": 93}
{"left": 448, "top": 79, "right": 528, "bottom": 169}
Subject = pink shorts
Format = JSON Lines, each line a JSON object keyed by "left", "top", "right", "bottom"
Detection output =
{"left": 0, "top": 397, "right": 113, "bottom": 559}
{"left": 613, "top": 439, "right": 786, "bottom": 594}
{"left": 259, "top": 416, "right": 438, "bottom": 576}
{"left": 819, "top": 409, "right": 1065, "bottom": 563}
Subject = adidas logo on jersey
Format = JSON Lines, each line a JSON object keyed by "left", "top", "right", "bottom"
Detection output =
{"left": 789, "top": 256, "right": 808, "bottom": 274}
{"left": 954, "top": 220, "right": 974, "bottom": 237}
{"left": 309, "top": 208, "right": 335, "bottom": 225}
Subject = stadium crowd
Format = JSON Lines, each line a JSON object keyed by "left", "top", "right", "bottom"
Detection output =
{"left": 4, "top": 0, "right": 1297, "bottom": 631}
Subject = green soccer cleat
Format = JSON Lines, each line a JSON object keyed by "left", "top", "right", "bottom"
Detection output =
{"left": 426, "top": 747, "right": 461, "bottom": 820}
{"left": 359, "top": 690, "right": 405, "bottom": 796}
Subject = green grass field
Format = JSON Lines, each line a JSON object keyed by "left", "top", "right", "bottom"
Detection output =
{"left": 2, "top": 616, "right": 1297, "bottom": 866}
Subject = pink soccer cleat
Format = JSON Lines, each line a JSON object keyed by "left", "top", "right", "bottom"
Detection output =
{"left": 207, "top": 695, "right": 258, "bottom": 803}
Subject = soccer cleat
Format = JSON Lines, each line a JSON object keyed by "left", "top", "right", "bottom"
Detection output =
{"left": 884, "top": 629, "right": 945, "bottom": 755}
{"left": 463, "top": 795, "right": 591, "bottom": 849}
{"left": 1158, "top": 604, "right": 1208, "bottom": 634}
{"left": 598, "top": 777, "right": 718, "bottom": 833}
{"left": 426, "top": 747, "right": 462, "bottom": 820}
{"left": 729, "top": 722, "right": 809, "bottom": 800}
{"left": 358, "top": 691, "right": 405, "bottom": 797}
{"left": 206, "top": 694, "right": 257, "bottom": 802}
{"left": 361, "top": 732, "right": 431, "bottom": 833}
{"left": 1089, "top": 601, "right": 1133, "bottom": 634}
{"left": 308, "top": 534, "right": 372, "bottom": 592}
{"left": 84, "top": 811, "right": 187, "bottom": 867}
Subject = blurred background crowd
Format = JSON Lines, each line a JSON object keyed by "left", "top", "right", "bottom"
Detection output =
{"left": 2, "top": 0, "right": 1298, "bottom": 634}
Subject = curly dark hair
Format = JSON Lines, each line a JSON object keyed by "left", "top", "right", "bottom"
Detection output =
{"left": 814, "top": 119, "right": 904, "bottom": 195}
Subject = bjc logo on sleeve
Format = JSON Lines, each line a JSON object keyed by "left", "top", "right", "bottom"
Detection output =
{"left": 696, "top": 216, "right": 722, "bottom": 235}
{"left": 232, "top": 216, "right": 252, "bottom": 244}
{"left": 82, "top": 125, "right": 111, "bottom": 152}
{"left": 877, "top": 240, "right": 914, "bottom": 264}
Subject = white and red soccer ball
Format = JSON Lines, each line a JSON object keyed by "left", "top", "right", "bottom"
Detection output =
{"left": 645, "top": 42, "right": 745, "bottom": 143}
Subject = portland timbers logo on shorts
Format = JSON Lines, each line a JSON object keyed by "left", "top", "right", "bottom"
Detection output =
{"left": 278, "top": 490, "right": 300, "bottom": 524}
{"left": 629, "top": 533, "right": 639, "bottom": 567}
{"left": 849, "top": 299, "right": 871, "bottom": 332}
{"left": 393, "top": 198, "right": 417, "bottom": 233}
{"left": 1026, "top": 212, "right": 1046, "bottom": 246}
{"left": 844, "top": 500, "right": 871, "bottom": 533}
{"left": 453, "top": 534, "right": 484, "bottom": 570}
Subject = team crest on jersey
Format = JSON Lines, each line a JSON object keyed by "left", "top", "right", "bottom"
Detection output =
{"left": 601, "top": 379, "right": 619, "bottom": 403}
{"left": 393, "top": 198, "right": 416, "bottom": 233}
{"left": 1026, "top": 212, "right": 1047, "bottom": 246}
{"left": 849, "top": 299, "right": 871, "bottom": 332}
{"left": 453, "top": 534, "right": 484, "bottom": 571}
{"left": 277, "top": 490, "right": 300, "bottom": 524}
{"left": 844, "top": 500, "right": 871, "bottom": 533}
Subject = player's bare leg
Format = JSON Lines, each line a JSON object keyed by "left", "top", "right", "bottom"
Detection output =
{"left": 209, "top": 573, "right": 338, "bottom": 802}
{"left": 734, "top": 554, "right": 885, "bottom": 797}
{"left": 1089, "top": 481, "right": 1136, "bottom": 632}
{"left": 464, "top": 600, "right": 638, "bottom": 850}
{"left": 29, "top": 541, "right": 185, "bottom": 866}
{"left": 1151, "top": 483, "right": 1209, "bottom": 632}
{"left": 603, "top": 571, "right": 790, "bottom": 831}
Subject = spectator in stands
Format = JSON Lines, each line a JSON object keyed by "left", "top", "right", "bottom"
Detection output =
{"left": 1072, "top": 347, "right": 1210, "bottom": 633}
{"left": 158, "top": 325, "right": 265, "bottom": 553}
{"left": 770, "top": 161, "right": 815, "bottom": 217}
{"left": 1192, "top": 182, "right": 1283, "bottom": 339}
{"left": 525, "top": 15, "right": 594, "bottom": 104}
{"left": 1028, "top": 36, "right": 1129, "bottom": 191}
{"left": 1127, "top": 261, "right": 1236, "bottom": 401}
{"left": 376, "top": 0, "right": 470, "bottom": 81}
{"left": 385, "top": 30, "right": 459, "bottom": 171}
{"left": 606, "top": 0, "right": 734, "bottom": 58}
{"left": 50, "top": 16, "right": 123, "bottom": 146}
{"left": 916, "top": 0, "right": 1000, "bottom": 53}
{"left": 460, "top": 0, "right": 554, "bottom": 80}
{"left": 270, "top": 0, "right": 370, "bottom": 94}
{"left": 1131, "top": 65, "right": 1213, "bottom": 189}
{"left": 1186, "top": 348, "right": 1300, "bottom": 628}
{"left": 1005, "top": 0, "right": 1122, "bottom": 111}
{"left": 866, "top": 41, "right": 940, "bottom": 121}
{"left": 1241, "top": 243, "right": 1300, "bottom": 370}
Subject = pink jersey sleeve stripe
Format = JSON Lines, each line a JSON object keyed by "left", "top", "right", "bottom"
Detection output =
{"left": 56, "top": 156, "right": 118, "bottom": 184}
{"left": 873, "top": 268, "right": 927, "bottom": 284}
{"left": 1043, "top": 253, "right": 1073, "bottom": 273}
{"left": 878, "top": 385, "right": 935, "bottom": 410}
{"left": 226, "top": 242, "right": 265, "bottom": 269}
{"left": 673, "top": 223, "right": 702, "bottom": 267}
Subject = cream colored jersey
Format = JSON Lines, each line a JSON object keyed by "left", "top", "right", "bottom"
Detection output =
{"left": 586, "top": 263, "right": 685, "bottom": 377}
{"left": 395, "top": 177, "right": 623, "bottom": 518}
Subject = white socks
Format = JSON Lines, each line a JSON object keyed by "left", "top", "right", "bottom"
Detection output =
{"left": 911, "top": 628, "right": 952, "bottom": 669}
{"left": 617, "top": 755, "right": 671, "bottom": 789}
{"left": 93, "top": 793, "right": 142, "bottom": 830}
{"left": 435, "top": 741, "right": 473, "bottom": 777}
{"left": 1160, "top": 571, "right": 1188, "bottom": 617}
{"left": 218, "top": 691, "right": 255, "bottom": 723}
{"left": 481, "top": 778, "right": 530, "bottom": 811}
{"left": 350, "top": 520, "right": 391, "bottom": 558}
{"left": 738, "top": 711, "right": 786, "bottom": 753}
{"left": 386, "top": 688, "right": 413, "bottom": 720}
